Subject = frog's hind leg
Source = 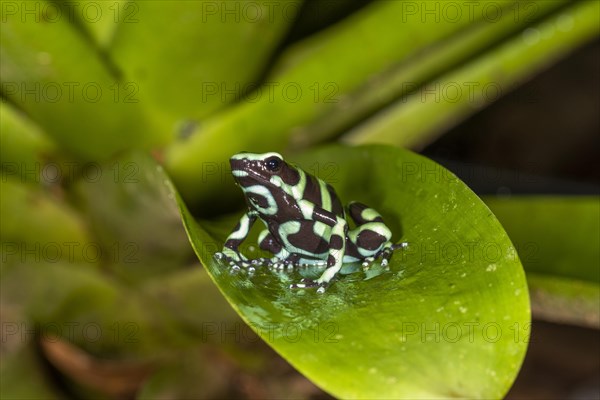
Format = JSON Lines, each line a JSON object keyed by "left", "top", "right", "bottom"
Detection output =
{"left": 346, "top": 202, "right": 395, "bottom": 268}
{"left": 347, "top": 202, "right": 386, "bottom": 225}
{"left": 292, "top": 216, "right": 348, "bottom": 293}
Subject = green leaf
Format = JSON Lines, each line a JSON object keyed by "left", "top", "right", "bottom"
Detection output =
{"left": 308, "top": 0, "right": 567, "bottom": 146}
{"left": 165, "top": 0, "right": 543, "bottom": 206}
{"left": 0, "top": 101, "right": 58, "bottom": 184}
{"left": 109, "top": 0, "right": 301, "bottom": 128}
{"left": 0, "top": 0, "right": 167, "bottom": 161}
{"left": 172, "top": 145, "right": 530, "bottom": 398}
{"left": 484, "top": 196, "right": 599, "bottom": 328}
{"left": 344, "top": 0, "right": 600, "bottom": 148}
{"left": 0, "top": 179, "right": 94, "bottom": 266}
{"left": 74, "top": 151, "right": 193, "bottom": 283}
{"left": 57, "top": 0, "right": 127, "bottom": 48}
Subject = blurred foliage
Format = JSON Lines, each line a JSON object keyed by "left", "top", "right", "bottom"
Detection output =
{"left": 109, "top": 0, "right": 301, "bottom": 129}
{"left": 344, "top": 0, "right": 599, "bottom": 148}
{"left": 1, "top": 0, "right": 598, "bottom": 398}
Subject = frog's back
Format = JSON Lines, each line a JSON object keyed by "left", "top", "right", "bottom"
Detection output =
{"left": 301, "top": 171, "right": 345, "bottom": 218}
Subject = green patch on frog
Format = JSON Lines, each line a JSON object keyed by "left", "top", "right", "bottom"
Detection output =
{"left": 168, "top": 144, "right": 530, "bottom": 399}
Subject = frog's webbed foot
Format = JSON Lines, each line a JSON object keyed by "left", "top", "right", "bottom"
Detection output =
{"left": 248, "top": 256, "right": 297, "bottom": 270}
{"left": 374, "top": 241, "right": 408, "bottom": 268}
{"left": 361, "top": 256, "right": 376, "bottom": 270}
{"left": 214, "top": 249, "right": 252, "bottom": 270}
{"left": 290, "top": 278, "right": 329, "bottom": 294}
{"left": 249, "top": 257, "right": 271, "bottom": 267}
{"left": 359, "top": 242, "right": 399, "bottom": 271}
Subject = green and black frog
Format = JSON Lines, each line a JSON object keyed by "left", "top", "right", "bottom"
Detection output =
{"left": 215, "top": 152, "right": 404, "bottom": 292}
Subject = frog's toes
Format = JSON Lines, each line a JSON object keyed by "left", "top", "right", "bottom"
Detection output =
{"left": 290, "top": 278, "right": 329, "bottom": 293}
{"left": 393, "top": 242, "right": 409, "bottom": 250}
{"left": 361, "top": 256, "right": 376, "bottom": 270}
{"left": 250, "top": 257, "right": 274, "bottom": 267}
{"left": 273, "top": 261, "right": 286, "bottom": 270}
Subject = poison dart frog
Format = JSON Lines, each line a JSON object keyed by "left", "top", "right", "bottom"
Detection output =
{"left": 215, "top": 152, "right": 403, "bottom": 293}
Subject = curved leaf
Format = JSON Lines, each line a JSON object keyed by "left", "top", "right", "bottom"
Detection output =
{"left": 0, "top": 179, "right": 94, "bottom": 266}
{"left": 172, "top": 145, "right": 530, "bottom": 398}
{"left": 110, "top": 0, "right": 301, "bottom": 127}
{"left": 0, "top": 101, "right": 58, "bottom": 185}
{"left": 73, "top": 151, "right": 193, "bottom": 283}
{"left": 0, "top": 0, "right": 166, "bottom": 160}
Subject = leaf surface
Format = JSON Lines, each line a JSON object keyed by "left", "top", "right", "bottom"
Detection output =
{"left": 174, "top": 145, "right": 530, "bottom": 399}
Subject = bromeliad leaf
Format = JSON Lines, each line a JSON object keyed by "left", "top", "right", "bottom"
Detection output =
{"left": 171, "top": 145, "right": 530, "bottom": 399}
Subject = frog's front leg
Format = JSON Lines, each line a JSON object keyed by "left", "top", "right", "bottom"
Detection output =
{"left": 215, "top": 211, "right": 257, "bottom": 268}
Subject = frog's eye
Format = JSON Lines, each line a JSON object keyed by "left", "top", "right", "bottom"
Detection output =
{"left": 265, "top": 157, "right": 281, "bottom": 172}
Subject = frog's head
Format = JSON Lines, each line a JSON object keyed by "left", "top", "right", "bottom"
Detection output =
{"left": 230, "top": 152, "right": 299, "bottom": 188}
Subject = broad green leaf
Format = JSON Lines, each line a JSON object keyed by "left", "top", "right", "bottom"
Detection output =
{"left": 172, "top": 145, "right": 530, "bottom": 398}
{"left": 306, "top": 0, "right": 567, "bottom": 146}
{"left": 165, "top": 0, "right": 540, "bottom": 207}
{"left": 0, "top": 179, "right": 94, "bottom": 266}
{"left": 484, "top": 196, "right": 599, "bottom": 328}
{"left": 344, "top": 0, "right": 600, "bottom": 148}
{"left": 74, "top": 151, "right": 192, "bottom": 283}
{"left": 57, "top": 0, "right": 127, "bottom": 48}
{"left": 0, "top": 101, "right": 58, "bottom": 184}
{"left": 110, "top": 0, "right": 301, "bottom": 128}
{"left": 0, "top": 0, "right": 167, "bottom": 160}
